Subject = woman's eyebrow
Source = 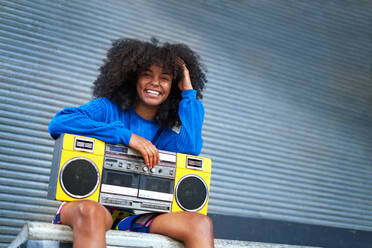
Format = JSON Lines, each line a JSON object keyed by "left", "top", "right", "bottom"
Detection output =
{"left": 143, "top": 68, "right": 171, "bottom": 75}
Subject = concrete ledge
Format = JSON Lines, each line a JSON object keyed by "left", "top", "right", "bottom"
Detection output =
{"left": 9, "top": 222, "right": 322, "bottom": 248}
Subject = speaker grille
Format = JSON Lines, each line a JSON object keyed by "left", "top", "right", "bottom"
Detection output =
{"left": 175, "top": 175, "right": 208, "bottom": 212}
{"left": 60, "top": 157, "right": 99, "bottom": 198}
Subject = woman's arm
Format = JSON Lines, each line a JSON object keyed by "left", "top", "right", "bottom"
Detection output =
{"left": 175, "top": 90, "right": 204, "bottom": 155}
{"left": 49, "top": 97, "right": 159, "bottom": 168}
{"left": 48, "top": 98, "right": 132, "bottom": 145}
{"left": 159, "top": 59, "right": 204, "bottom": 155}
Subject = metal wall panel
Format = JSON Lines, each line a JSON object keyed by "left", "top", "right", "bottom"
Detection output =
{"left": 0, "top": 0, "right": 372, "bottom": 246}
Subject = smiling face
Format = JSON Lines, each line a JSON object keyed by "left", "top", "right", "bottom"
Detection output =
{"left": 135, "top": 64, "right": 173, "bottom": 119}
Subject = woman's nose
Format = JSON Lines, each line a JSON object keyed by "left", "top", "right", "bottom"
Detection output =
{"left": 151, "top": 76, "right": 160, "bottom": 85}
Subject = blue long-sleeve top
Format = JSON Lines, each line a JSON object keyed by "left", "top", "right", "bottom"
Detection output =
{"left": 48, "top": 90, "right": 204, "bottom": 155}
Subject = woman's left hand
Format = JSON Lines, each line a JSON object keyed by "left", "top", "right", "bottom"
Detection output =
{"left": 177, "top": 58, "right": 193, "bottom": 91}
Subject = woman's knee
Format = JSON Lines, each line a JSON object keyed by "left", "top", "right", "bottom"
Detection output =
{"left": 186, "top": 213, "right": 214, "bottom": 237}
{"left": 176, "top": 213, "right": 214, "bottom": 247}
{"left": 65, "top": 201, "right": 112, "bottom": 231}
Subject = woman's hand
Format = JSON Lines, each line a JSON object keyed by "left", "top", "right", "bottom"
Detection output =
{"left": 176, "top": 57, "right": 193, "bottom": 91}
{"left": 129, "top": 133, "right": 159, "bottom": 169}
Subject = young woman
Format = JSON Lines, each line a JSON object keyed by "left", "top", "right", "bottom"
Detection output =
{"left": 48, "top": 38, "right": 213, "bottom": 248}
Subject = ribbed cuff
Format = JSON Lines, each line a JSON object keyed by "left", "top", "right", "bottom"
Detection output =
{"left": 181, "top": 89, "right": 197, "bottom": 99}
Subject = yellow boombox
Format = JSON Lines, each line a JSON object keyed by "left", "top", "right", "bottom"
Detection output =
{"left": 48, "top": 134, "right": 211, "bottom": 215}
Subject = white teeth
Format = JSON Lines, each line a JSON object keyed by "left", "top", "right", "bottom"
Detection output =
{"left": 146, "top": 90, "right": 160, "bottom": 96}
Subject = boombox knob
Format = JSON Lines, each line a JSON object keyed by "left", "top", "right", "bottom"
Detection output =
{"left": 143, "top": 166, "right": 149, "bottom": 172}
{"left": 150, "top": 168, "right": 156, "bottom": 173}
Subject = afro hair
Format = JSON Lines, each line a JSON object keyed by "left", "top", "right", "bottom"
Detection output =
{"left": 92, "top": 38, "right": 207, "bottom": 128}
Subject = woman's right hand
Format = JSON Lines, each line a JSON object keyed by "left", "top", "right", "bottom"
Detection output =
{"left": 176, "top": 57, "right": 193, "bottom": 91}
{"left": 129, "top": 133, "right": 159, "bottom": 169}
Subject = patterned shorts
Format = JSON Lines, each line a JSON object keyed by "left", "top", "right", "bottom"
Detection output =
{"left": 53, "top": 202, "right": 159, "bottom": 233}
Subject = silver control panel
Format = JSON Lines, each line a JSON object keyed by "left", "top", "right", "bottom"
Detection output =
{"left": 104, "top": 144, "right": 176, "bottom": 179}
{"left": 99, "top": 144, "right": 177, "bottom": 212}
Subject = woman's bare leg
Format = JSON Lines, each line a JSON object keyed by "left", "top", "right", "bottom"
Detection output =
{"left": 60, "top": 200, "right": 113, "bottom": 248}
{"left": 150, "top": 212, "right": 214, "bottom": 248}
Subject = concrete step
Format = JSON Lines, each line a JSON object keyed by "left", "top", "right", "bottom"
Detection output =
{"left": 9, "top": 222, "right": 322, "bottom": 248}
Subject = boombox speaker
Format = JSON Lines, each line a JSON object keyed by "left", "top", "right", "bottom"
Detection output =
{"left": 172, "top": 153, "right": 211, "bottom": 215}
{"left": 48, "top": 134, "right": 211, "bottom": 215}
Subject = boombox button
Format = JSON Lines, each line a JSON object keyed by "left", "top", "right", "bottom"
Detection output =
{"left": 143, "top": 166, "right": 149, "bottom": 172}
{"left": 150, "top": 168, "right": 156, "bottom": 173}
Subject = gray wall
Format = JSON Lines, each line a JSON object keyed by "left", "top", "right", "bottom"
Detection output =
{"left": 1, "top": 0, "right": 372, "bottom": 247}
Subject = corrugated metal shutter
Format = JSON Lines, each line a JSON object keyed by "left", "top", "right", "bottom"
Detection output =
{"left": 201, "top": 1, "right": 372, "bottom": 233}
{"left": 0, "top": 0, "right": 371, "bottom": 246}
